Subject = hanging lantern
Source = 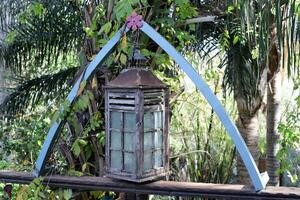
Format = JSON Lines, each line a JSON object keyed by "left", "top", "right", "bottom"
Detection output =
{"left": 104, "top": 49, "right": 169, "bottom": 182}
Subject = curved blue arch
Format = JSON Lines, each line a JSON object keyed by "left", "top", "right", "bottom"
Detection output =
{"left": 33, "top": 21, "right": 268, "bottom": 191}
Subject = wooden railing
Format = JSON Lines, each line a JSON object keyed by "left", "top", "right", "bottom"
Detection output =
{"left": 0, "top": 171, "right": 299, "bottom": 199}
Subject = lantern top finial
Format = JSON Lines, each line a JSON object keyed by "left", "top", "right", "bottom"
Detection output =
{"left": 105, "top": 68, "right": 167, "bottom": 88}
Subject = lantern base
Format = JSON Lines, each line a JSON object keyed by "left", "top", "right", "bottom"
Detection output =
{"left": 105, "top": 171, "right": 170, "bottom": 183}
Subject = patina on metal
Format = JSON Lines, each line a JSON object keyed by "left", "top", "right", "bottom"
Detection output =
{"left": 107, "top": 68, "right": 166, "bottom": 88}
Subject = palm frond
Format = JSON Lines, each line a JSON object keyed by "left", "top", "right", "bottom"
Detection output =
{"left": 0, "top": 0, "right": 29, "bottom": 32}
{"left": 0, "top": 0, "right": 84, "bottom": 74}
{"left": 238, "top": 0, "right": 300, "bottom": 78}
{"left": 223, "top": 42, "right": 262, "bottom": 106}
{"left": 0, "top": 66, "right": 79, "bottom": 118}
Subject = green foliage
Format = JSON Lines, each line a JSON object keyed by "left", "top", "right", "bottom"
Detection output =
{"left": 277, "top": 101, "right": 300, "bottom": 182}
{"left": 1, "top": 0, "right": 83, "bottom": 75}
{"left": 168, "top": 59, "right": 236, "bottom": 184}
{"left": 72, "top": 138, "right": 86, "bottom": 157}
{"left": 62, "top": 189, "right": 72, "bottom": 200}
{"left": 14, "top": 178, "right": 73, "bottom": 200}
{"left": 114, "top": 0, "right": 138, "bottom": 20}
{"left": 0, "top": 105, "right": 53, "bottom": 168}
{"left": 4, "top": 30, "right": 18, "bottom": 45}
{"left": 219, "top": 30, "right": 230, "bottom": 52}
{"left": 175, "top": 0, "right": 198, "bottom": 20}
{"left": 238, "top": 0, "right": 300, "bottom": 77}
{"left": 275, "top": 75, "right": 300, "bottom": 185}
{"left": 218, "top": 5, "right": 265, "bottom": 107}
{"left": 16, "top": 178, "right": 50, "bottom": 200}
{"left": 0, "top": 66, "right": 78, "bottom": 118}
{"left": 18, "top": 2, "right": 45, "bottom": 24}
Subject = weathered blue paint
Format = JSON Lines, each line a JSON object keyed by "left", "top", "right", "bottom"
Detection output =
{"left": 33, "top": 21, "right": 268, "bottom": 191}
{"left": 33, "top": 28, "right": 127, "bottom": 177}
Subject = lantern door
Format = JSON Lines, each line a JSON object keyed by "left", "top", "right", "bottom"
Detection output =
{"left": 105, "top": 89, "right": 139, "bottom": 180}
{"left": 141, "top": 88, "right": 168, "bottom": 179}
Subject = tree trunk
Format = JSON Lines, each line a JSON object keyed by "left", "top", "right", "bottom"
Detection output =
{"left": 0, "top": 67, "right": 6, "bottom": 104}
{"left": 265, "top": 19, "right": 282, "bottom": 186}
{"left": 0, "top": 18, "right": 8, "bottom": 105}
{"left": 236, "top": 110, "right": 259, "bottom": 185}
{"left": 266, "top": 71, "right": 281, "bottom": 186}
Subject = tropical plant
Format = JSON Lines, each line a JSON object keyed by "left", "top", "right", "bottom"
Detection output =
{"left": 236, "top": 0, "right": 300, "bottom": 186}
{"left": 0, "top": 0, "right": 83, "bottom": 117}
{"left": 169, "top": 62, "right": 236, "bottom": 186}
{"left": 276, "top": 76, "right": 300, "bottom": 186}
{"left": 189, "top": 0, "right": 300, "bottom": 186}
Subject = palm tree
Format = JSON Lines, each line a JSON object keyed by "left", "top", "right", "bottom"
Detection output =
{"left": 192, "top": 0, "right": 299, "bottom": 185}
{"left": 223, "top": 31, "right": 267, "bottom": 185}
{"left": 236, "top": 0, "right": 300, "bottom": 186}
{"left": 190, "top": 0, "right": 267, "bottom": 185}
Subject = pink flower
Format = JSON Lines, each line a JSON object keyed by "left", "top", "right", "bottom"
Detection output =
{"left": 126, "top": 12, "right": 143, "bottom": 31}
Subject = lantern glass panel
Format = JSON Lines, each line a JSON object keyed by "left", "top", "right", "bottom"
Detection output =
{"left": 111, "top": 112, "right": 122, "bottom": 129}
{"left": 154, "top": 111, "right": 162, "bottom": 129}
{"left": 124, "top": 112, "right": 135, "bottom": 131}
{"left": 144, "top": 132, "right": 153, "bottom": 150}
{"left": 111, "top": 131, "right": 121, "bottom": 150}
{"left": 111, "top": 150, "right": 122, "bottom": 169}
{"left": 154, "top": 131, "right": 163, "bottom": 148}
{"left": 124, "top": 132, "right": 134, "bottom": 151}
{"left": 143, "top": 152, "right": 152, "bottom": 171}
{"left": 143, "top": 110, "right": 164, "bottom": 172}
{"left": 154, "top": 150, "right": 162, "bottom": 168}
{"left": 124, "top": 152, "right": 135, "bottom": 173}
{"left": 144, "top": 112, "right": 153, "bottom": 131}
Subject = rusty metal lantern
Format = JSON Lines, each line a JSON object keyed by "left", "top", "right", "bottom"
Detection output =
{"left": 104, "top": 49, "right": 169, "bottom": 182}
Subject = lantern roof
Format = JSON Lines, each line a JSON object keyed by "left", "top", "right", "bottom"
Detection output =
{"left": 106, "top": 68, "right": 167, "bottom": 88}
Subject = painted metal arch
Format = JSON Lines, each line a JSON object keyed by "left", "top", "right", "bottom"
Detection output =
{"left": 33, "top": 21, "right": 269, "bottom": 191}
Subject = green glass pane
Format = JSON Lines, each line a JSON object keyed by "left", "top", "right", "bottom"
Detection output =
{"left": 154, "top": 111, "right": 162, "bottom": 129}
{"left": 143, "top": 152, "right": 152, "bottom": 171}
{"left": 154, "top": 150, "right": 162, "bottom": 168}
{"left": 111, "top": 150, "right": 122, "bottom": 170}
{"left": 144, "top": 112, "right": 153, "bottom": 131}
{"left": 111, "top": 131, "right": 121, "bottom": 150}
{"left": 124, "top": 153, "right": 135, "bottom": 173}
{"left": 154, "top": 131, "right": 163, "bottom": 148}
{"left": 110, "top": 112, "right": 122, "bottom": 129}
{"left": 124, "top": 112, "right": 136, "bottom": 131}
{"left": 124, "top": 132, "right": 134, "bottom": 151}
{"left": 144, "top": 132, "right": 153, "bottom": 150}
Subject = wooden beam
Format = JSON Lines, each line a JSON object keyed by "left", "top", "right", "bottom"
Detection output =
{"left": 0, "top": 171, "right": 300, "bottom": 199}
